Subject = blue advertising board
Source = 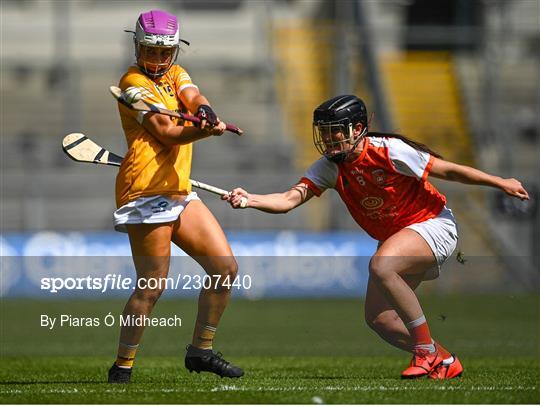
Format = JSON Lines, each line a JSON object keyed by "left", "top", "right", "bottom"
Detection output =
{"left": 1, "top": 231, "right": 377, "bottom": 298}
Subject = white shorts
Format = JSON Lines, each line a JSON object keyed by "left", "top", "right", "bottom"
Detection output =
{"left": 405, "top": 206, "right": 458, "bottom": 280}
{"left": 113, "top": 193, "right": 200, "bottom": 233}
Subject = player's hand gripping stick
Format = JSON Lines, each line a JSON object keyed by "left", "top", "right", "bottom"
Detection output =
{"left": 110, "top": 86, "right": 243, "bottom": 135}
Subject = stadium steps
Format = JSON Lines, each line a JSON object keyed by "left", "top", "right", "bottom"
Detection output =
{"left": 272, "top": 20, "right": 334, "bottom": 169}
{"left": 271, "top": 20, "right": 340, "bottom": 231}
{"left": 380, "top": 52, "right": 502, "bottom": 259}
{"left": 381, "top": 51, "right": 474, "bottom": 165}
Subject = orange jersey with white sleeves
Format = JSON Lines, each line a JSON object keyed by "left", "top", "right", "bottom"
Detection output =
{"left": 115, "top": 65, "right": 199, "bottom": 208}
{"left": 300, "top": 136, "right": 446, "bottom": 241}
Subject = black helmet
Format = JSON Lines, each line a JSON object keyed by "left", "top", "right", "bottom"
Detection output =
{"left": 313, "top": 95, "right": 368, "bottom": 163}
{"left": 313, "top": 95, "right": 368, "bottom": 128}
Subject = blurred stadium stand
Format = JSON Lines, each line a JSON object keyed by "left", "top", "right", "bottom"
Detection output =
{"left": 1, "top": 1, "right": 539, "bottom": 287}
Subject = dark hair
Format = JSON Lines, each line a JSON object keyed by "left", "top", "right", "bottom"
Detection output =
{"left": 367, "top": 132, "right": 443, "bottom": 159}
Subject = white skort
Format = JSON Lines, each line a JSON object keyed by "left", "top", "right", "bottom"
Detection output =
{"left": 405, "top": 206, "right": 458, "bottom": 280}
{"left": 113, "top": 193, "right": 200, "bottom": 233}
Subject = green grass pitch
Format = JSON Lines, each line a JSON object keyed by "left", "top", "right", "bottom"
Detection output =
{"left": 1, "top": 295, "right": 539, "bottom": 403}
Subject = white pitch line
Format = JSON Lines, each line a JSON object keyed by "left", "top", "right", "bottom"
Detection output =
{"left": 0, "top": 385, "right": 537, "bottom": 395}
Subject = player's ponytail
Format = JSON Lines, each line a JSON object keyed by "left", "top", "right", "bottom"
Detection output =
{"left": 367, "top": 132, "right": 443, "bottom": 159}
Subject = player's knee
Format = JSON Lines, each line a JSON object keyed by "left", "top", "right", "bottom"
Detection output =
{"left": 134, "top": 287, "right": 164, "bottom": 304}
{"left": 368, "top": 256, "right": 394, "bottom": 282}
{"left": 220, "top": 259, "right": 238, "bottom": 283}
{"left": 210, "top": 258, "right": 238, "bottom": 290}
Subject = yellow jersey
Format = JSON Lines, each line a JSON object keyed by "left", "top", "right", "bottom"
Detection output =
{"left": 115, "top": 65, "right": 197, "bottom": 207}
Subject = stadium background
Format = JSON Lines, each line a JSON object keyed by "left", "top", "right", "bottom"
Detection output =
{"left": 1, "top": 0, "right": 539, "bottom": 403}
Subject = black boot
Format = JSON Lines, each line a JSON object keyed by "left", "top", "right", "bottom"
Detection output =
{"left": 185, "top": 345, "right": 244, "bottom": 378}
{"left": 108, "top": 364, "right": 132, "bottom": 384}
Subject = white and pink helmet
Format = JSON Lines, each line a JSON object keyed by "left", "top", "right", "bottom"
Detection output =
{"left": 128, "top": 10, "right": 189, "bottom": 78}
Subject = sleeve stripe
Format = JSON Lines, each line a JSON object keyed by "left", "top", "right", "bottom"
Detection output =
{"left": 422, "top": 155, "right": 435, "bottom": 181}
{"left": 179, "top": 83, "right": 198, "bottom": 92}
{"left": 299, "top": 177, "right": 322, "bottom": 197}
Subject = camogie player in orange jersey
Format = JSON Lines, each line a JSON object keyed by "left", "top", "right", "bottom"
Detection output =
{"left": 225, "top": 95, "right": 530, "bottom": 379}
{"left": 108, "top": 10, "right": 243, "bottom": 383}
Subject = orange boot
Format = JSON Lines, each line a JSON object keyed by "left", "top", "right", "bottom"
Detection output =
{"left": 401, "top": 349, "right": 444, "bottom": 379}
{"left": 429, "top": 354, "right": 463, "bottom": 379}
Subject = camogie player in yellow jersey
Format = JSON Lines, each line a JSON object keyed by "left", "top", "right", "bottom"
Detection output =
{"left": 108, "top": 9, "right": 243, "bottom": 383}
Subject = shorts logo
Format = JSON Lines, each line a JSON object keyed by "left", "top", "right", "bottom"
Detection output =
{"left": 151, "top": 201, "right": 169, "bottom": 213}
{"left": 371, "top": 169, "right": 387, "bottom": 186}
{"left": 361, "top": 196, "right": 384, "bottom": 210}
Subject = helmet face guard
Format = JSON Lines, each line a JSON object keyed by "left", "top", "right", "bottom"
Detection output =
{"left": 313, "top": 121, "right": 366, "bottom": 163}
{"left": 129, "top": 10, "right": 189, "bottom": 78}
{"left": 312, "top": 95, "right": 368, "bottom": 163}
{"left": 136, "top": 43, "right": 179, "bottom": 78}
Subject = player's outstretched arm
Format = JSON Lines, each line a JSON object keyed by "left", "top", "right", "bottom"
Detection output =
{"left": 224, "top": 183, "right": 314, "bottom": 213}
{"left": 430, "top": 158, "right": 530, "bottom": 200}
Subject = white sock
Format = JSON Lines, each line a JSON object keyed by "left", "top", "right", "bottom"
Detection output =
{"left": 413, "top": 339, "right": 436, "bottom": 353}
